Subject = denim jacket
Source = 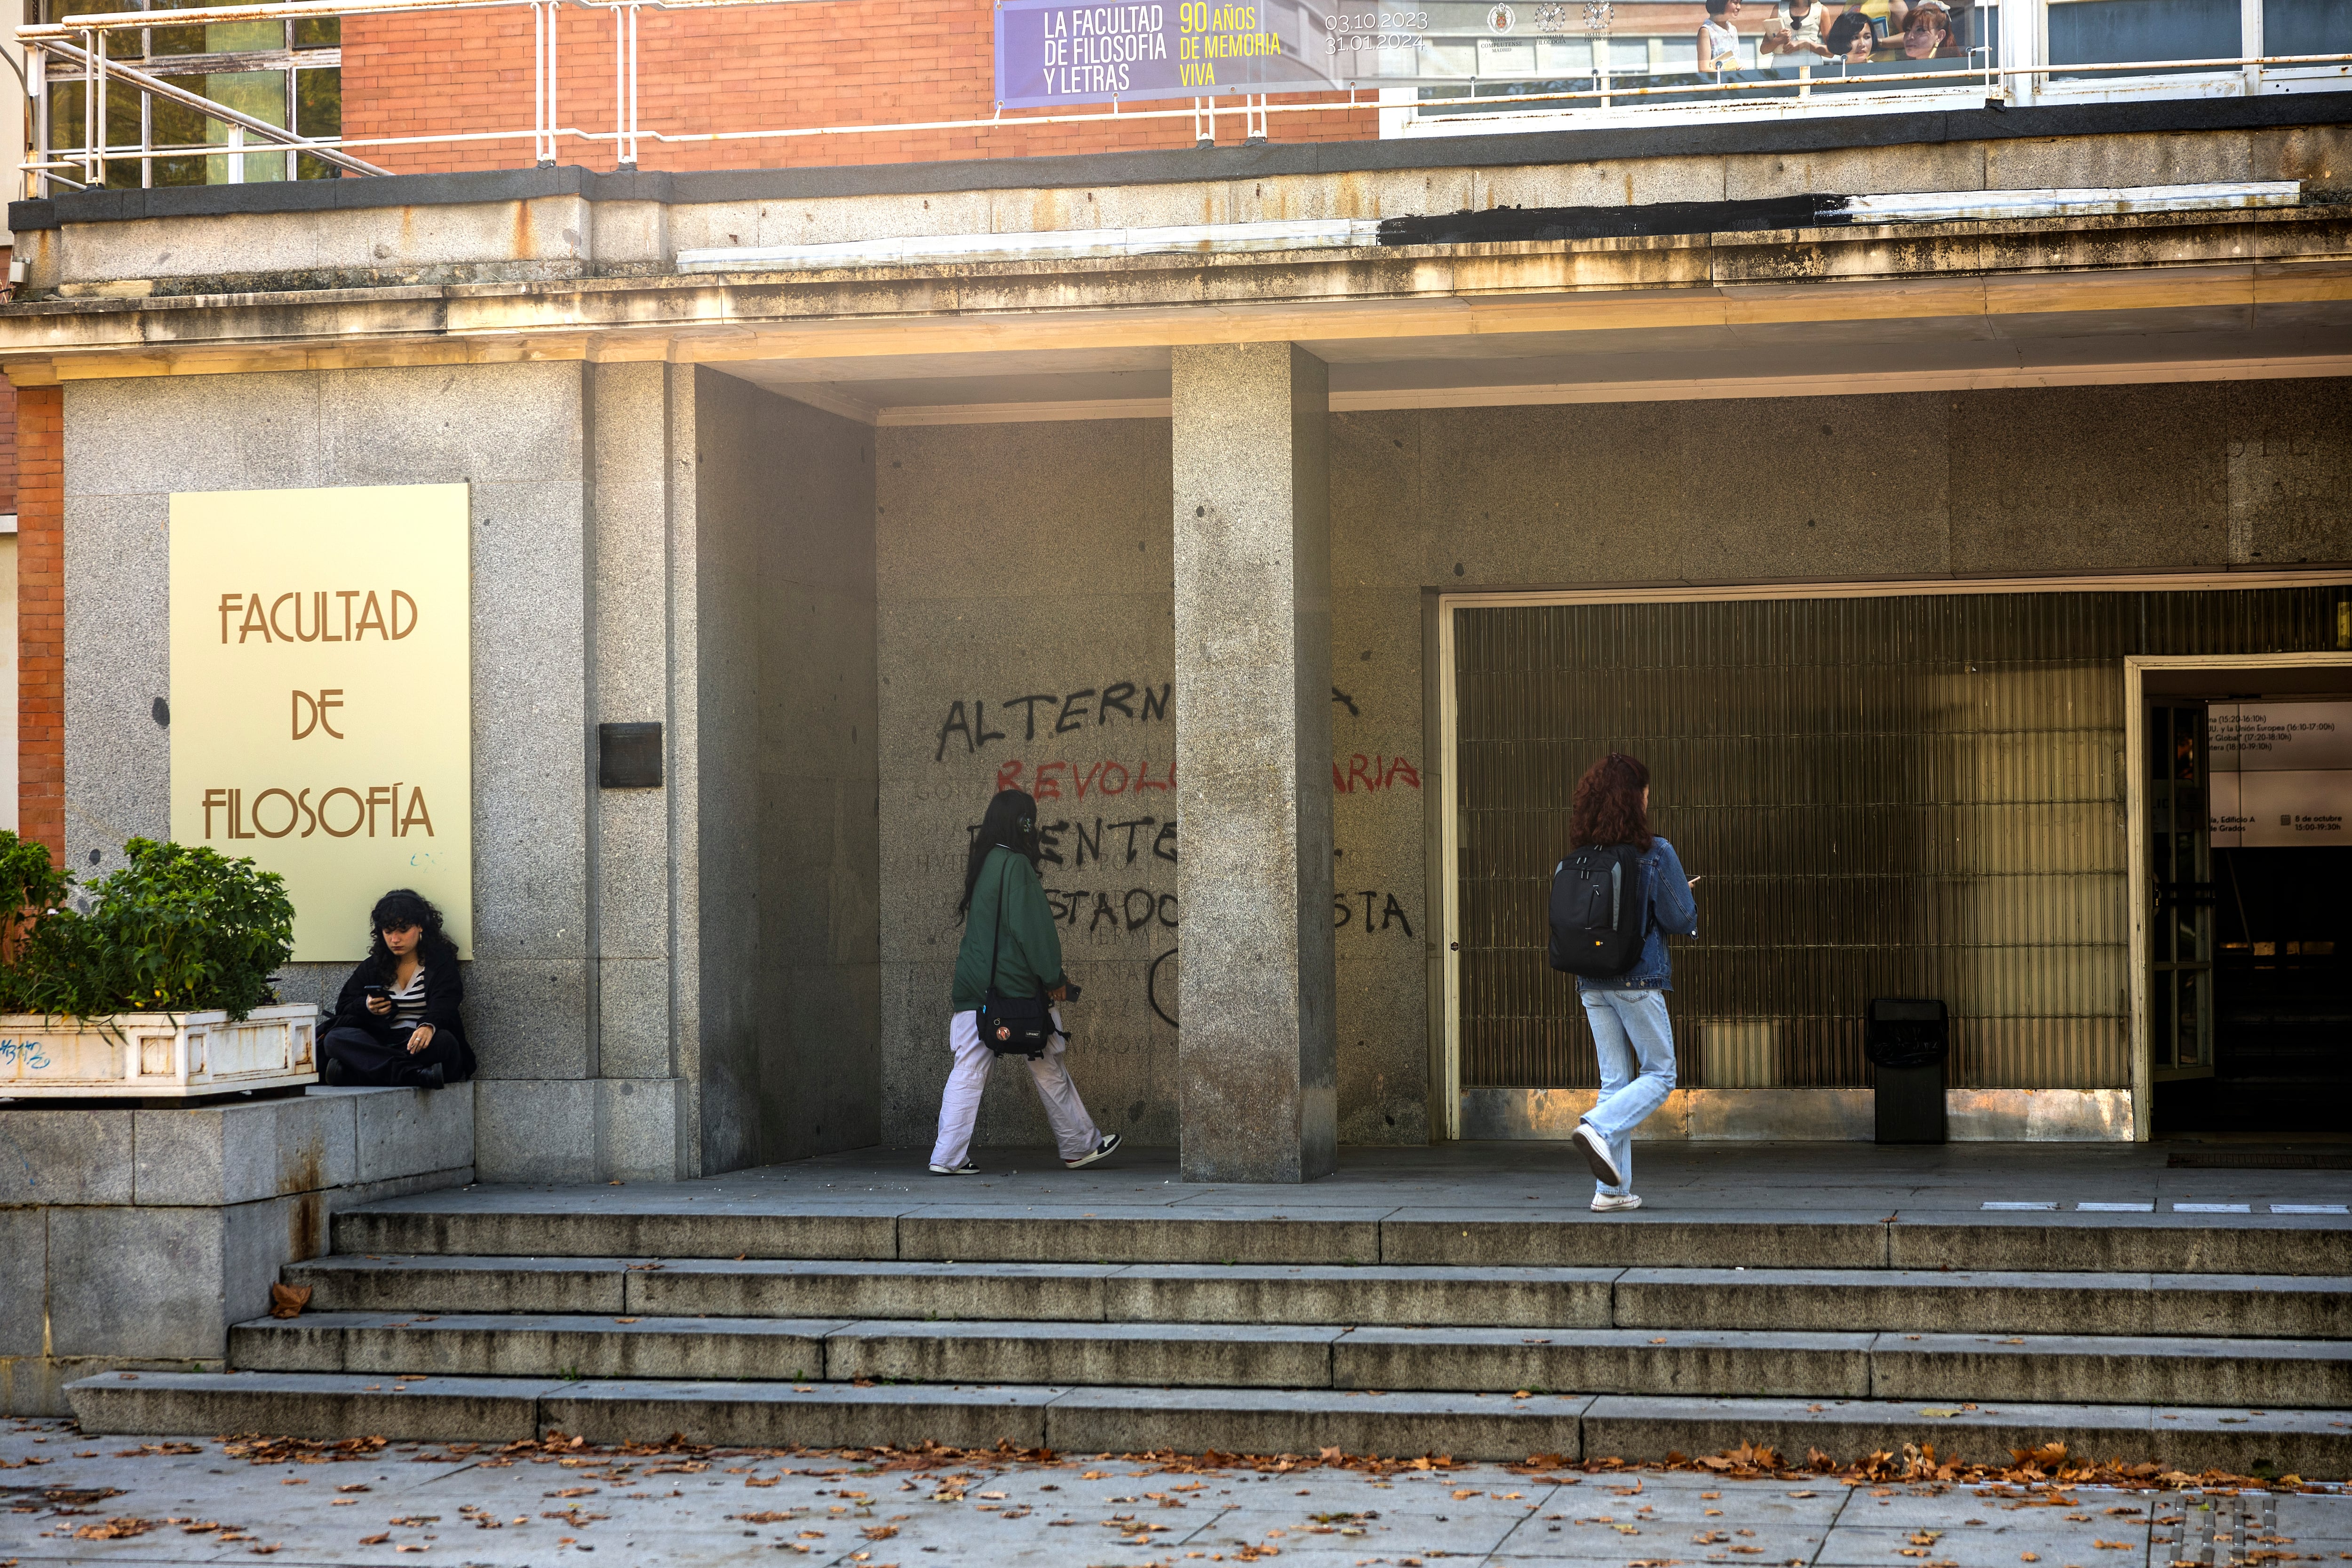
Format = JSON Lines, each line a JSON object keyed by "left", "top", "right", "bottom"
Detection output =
{"left": 1576, "top": 837, "right": 1698, "bottom": 994}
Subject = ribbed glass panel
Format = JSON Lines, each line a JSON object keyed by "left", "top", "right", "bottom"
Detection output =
{"left": 1454, "top": 587, "right": 2343, "bottom": 1090}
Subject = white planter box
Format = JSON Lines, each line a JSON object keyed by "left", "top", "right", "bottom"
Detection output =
{"left": 0, "top": 1003, "right": 318, "bottom": 1098}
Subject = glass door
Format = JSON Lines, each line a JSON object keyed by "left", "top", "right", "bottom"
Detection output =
{"left": 2148, "top": 702, "right": 2217, "bottom": 1081}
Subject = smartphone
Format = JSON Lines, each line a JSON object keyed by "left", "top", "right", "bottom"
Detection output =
{"left": 1061, "top": 982, "right": 1085, "bottom": 1003}
{"left": 363, "top": 984, "right": 389, "bottom": 999}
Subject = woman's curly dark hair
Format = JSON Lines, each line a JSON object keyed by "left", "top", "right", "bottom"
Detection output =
{"left": 1570, "top": 753, "right": 1653, "bottom": 851}
{"left": 366, "top": 888, "right": 459, "bottom": 979}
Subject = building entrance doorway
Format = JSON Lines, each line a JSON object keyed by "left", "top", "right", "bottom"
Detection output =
{"left": 2139, "top": 668, "right": 2352, "bottom": 1135}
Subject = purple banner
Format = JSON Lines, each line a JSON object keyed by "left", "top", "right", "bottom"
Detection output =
{"left": 993, "top": 0, "right": 1347, "bottom": 108}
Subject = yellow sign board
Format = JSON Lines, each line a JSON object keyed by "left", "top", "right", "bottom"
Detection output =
{"left": 168, "top": 485, "right": 472, "bottom": 961}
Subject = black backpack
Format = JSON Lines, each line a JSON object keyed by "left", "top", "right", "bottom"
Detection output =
{"left": 1546, "top": 844, "right": 1650, "bottom": 978}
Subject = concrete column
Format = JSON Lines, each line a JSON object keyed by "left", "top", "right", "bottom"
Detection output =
{"left": 1170, "top": 342, "right": 1337, "bottom": 1184}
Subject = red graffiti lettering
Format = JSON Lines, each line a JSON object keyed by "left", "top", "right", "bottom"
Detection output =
{"left": 1385, "top": 756, "right": 1422, "bottom": 790}
{"left": 994, "top": 758, "right": 1025, "bottom": 793}
{"left": 1100, "top": 761, "right": 1129, "bottom": 794}
{"left": 1074, "top": 760, "right": 1105, "bottom": 799}
{"left": 1135, "top": 759, "right": 1174, "bottom": 792}
{"left": 1346, "top": 754, "right": 1376, "bottom": 793}
{"left": 1035, "top": 760, "right": 1069, "bottom": 801}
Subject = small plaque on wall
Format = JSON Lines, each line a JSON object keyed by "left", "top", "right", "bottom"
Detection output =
{"left": 599, "top": 722, "right": 663, "bottom": 788}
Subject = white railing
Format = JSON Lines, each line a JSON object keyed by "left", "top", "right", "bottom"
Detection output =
{"left": 17, "top": 0, "right": 2352, "bottom": 199}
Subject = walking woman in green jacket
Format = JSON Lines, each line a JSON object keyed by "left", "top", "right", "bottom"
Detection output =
{"left": 929, "top": 788, "right": 1123, "bottom": 1175}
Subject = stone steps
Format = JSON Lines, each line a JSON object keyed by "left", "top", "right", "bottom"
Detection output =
{"left": 283, "top": 1255, "right": 2352, "bottom": 1338}
{"left": 225, "top": 1311, "right": 2352, "bottom": 1408}
{"left": 64, "top": 1371, "right": 2352, "bottom": 1472}
{"left": 328, "top": 1204, "right": 2352, "bottom": 1275}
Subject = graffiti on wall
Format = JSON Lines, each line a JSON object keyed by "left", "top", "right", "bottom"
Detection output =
{"left": 927, "top": 669, "right": 1423, "bottom": 1025}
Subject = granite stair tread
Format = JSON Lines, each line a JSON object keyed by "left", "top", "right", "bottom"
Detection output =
{"left": 222, "top": 1311, "right": 2352, "bottom": 1406}
{"left": 281, "top": 1253, "right": 2352, "bottom": 1337}
{"left": 64, "top": 1370, "right": 2352, "bottom": 1472}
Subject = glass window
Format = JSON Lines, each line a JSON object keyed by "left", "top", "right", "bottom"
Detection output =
{"left": 2264, "top": 0, "right": 2351, "bottom": 56}
{"left": 2048, "top": 0, "right": 2242, "bottom": 78}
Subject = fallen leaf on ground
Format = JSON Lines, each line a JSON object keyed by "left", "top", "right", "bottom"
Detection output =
{"left": 269, "top": 1284, "right": 312, "bottom": 1319}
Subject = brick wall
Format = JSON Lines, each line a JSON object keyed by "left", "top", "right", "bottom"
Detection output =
{"left": 342, "top": 0, "right": 1379, "bottom": 175}
{"left": 17, "top": 384, "right": 60, "bottom": 861}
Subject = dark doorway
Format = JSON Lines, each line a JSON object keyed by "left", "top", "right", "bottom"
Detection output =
{"left": 2148, "top": 680, "right": 2352, "bottom": 1135}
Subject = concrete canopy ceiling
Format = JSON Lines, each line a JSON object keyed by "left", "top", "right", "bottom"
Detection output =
{"left": 712, "top": 298, "right": 2352, "bottom": 422}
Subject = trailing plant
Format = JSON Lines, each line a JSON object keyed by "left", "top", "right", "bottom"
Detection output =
{"left": 0, "top": 834, "right": 294, "bottom": 1020}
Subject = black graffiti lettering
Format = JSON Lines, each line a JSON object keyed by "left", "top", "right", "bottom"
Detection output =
{"left": 1060, "top": 889, "right": 1087, "bottom": 926}
{"left": 1089, "top": 891, "right": 1120, "bottom": 932}
{"left": 1158, "top": 892, "right": 1179, "bottom": 928}
{"left": 1074, "top": 817, "right": 1103, "bottom": 868}
{"left": 1006, "top": 694, "right": 1057, "bottom": 740}
{"left": 935, "top": 700, "right": 975, "bottom": 760}
{"left": 975, "top": 701, "right": 1006, "bottom": 749}
{"left": 1333, "top": 685, "right": 1360, "bottom": 717}
{"left": 1099, "top": 681, "right": 1136, "bottom": 722}
{"left": 1108, "top": 816, "right": 1156, "bottom": 864}
{"left": 1141, "top": 683, "right": 1172, "bottom": 723}
{"left": 1121, "top": 888, "right": 1155, "bottom": 931}
{"left": 1334, "top": 894, "right": 1352, "bottom": 928}
{"left": 1153, "top": 821, "right": 1179, "bottom": 863}
{"left": 1382, "top": 891, "right": 1414, "bottom": 937}
{"left": 1046, "top": 888, "right": 1072, "bottom": 922}
{"left": 1054, "top": 689, "right": 1095, "bottom": 735}
{"left": 1360, "top": 891, "right": 1379, "bottom": 930}
{"left": 1039, "top": 820, "right": 1068, "bottom": 867}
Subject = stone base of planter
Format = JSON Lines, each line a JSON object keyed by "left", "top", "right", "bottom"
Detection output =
{"left": 0, "top": 1003, "right": 318, "bottom": 1098}
{"left": 0, "top": 1082, "right": 472, "bottom": 1416}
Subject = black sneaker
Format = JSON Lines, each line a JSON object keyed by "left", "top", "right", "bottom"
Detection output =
{"left": 414, "top": 1063, "right": 446, "bottom": 1091}
{"left": 1065, "top": 1131, "right": 1122, "bottom": 1170}
{"left": 320, "top": 1059, "right": 346, "bottom": 1087}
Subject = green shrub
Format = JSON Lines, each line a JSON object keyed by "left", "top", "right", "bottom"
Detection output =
{"left": 0, "top": 834, "right": 294, "bottom": 1021}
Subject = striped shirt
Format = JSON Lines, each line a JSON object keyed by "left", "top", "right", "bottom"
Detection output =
{"left": 389, "top": 972, "right": 428, "bottom": 1030}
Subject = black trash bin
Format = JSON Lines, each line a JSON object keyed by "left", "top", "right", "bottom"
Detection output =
{"left": 1867, "top": 997, "right": 1947, "bottom": 1145}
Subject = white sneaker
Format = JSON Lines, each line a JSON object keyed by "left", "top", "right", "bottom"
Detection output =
{"left": 1591, "top": 1193, "right": 1643, "bottom": 1213}
{"left": 1065, "top": 1131, "right": 1122, "bottom": 1170}
{"left": 929, "top": 1159, "right": 978, "bottom": 1175}
{"left": 1570, "top": 1122, "right": 1623, "bottom": 1189}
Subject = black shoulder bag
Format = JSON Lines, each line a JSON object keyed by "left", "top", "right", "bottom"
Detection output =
{"left": 976, "top": 855, "right": 1063, "bottom": 1059}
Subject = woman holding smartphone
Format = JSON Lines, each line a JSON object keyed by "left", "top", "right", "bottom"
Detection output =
{"left": 1565, "top": 754, "right": 1698, "bottom": 1213}
{"left": 319, "top": 888, "right": 474, "bottom": 1089}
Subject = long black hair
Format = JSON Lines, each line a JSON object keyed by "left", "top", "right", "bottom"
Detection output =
{"left": 958, "top": 789, "right": 1041, "bottom": 916}
{"left": 366, "top": 887, "right": 459, "bottom": 979}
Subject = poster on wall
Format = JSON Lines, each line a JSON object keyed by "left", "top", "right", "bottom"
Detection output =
{"left": 168, "top": 485, "right": 472, "bottom": 961}
{"left": 2206, "top": 701, "right": 2352, "bottom": 848}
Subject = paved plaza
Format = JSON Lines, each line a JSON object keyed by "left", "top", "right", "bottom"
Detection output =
{"left": 6, "top": 1417, "right": 2350, "bottom": 1568}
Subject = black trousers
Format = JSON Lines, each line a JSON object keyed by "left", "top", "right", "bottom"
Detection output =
{"left": 321, "top": 1024, "right": 467, "bottom": 1088}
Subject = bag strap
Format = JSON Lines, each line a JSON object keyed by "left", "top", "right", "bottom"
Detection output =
{"left": 985, "top": 850, "right": 1011, "bottom": 1000}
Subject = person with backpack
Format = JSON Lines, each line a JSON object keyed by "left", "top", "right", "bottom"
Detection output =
{"left": 1548, "top": 753, "right": 1698, "bottom": 1212}
{"left": 929, "top": 787, "right": 1123, "bottom": 1176}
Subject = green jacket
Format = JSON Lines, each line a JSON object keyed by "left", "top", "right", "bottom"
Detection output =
{"left": 952, "top": 846, "right": 1067, "bottom": 1012}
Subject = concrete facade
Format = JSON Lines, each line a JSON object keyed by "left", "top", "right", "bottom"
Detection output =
{"left": 54, "top": 360, "right": 881, "bottom": 1183}
{"left": 9, "top": 103, "right": 2352, "bottom": 1178}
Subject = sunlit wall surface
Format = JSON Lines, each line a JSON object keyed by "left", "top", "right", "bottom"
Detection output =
{"left": 1453, "top": 587, "right": 2344, "bottom": 1092}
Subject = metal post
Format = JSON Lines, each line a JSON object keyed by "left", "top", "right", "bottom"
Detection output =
{"left": 623, "top": 1, "right": 638, "bottom": 167}
{"left": 534, "top": 0, "right": 558, "bottom": 166}
{"left": 227, "top": 120, "right": 244, "bottom": 182}
{"left": 80, "top": 28, "right": 95, "bottom": 187}
{"left": 27, "top": 42, "right": 46, "bottom": 199}
{"left": 2239, "top": 0, "right": 2262, "bottom": 97}
{"left": 93, "top": 24, "right": 107, "bottom": 186}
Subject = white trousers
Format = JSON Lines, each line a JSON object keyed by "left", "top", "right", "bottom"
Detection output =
{"left": 929, "top": 1008, "right": 1102, "bottom": 1168}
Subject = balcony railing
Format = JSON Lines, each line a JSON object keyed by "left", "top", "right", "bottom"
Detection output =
{"left": 15, "top": 0, "right": 2352, "bottom": 198}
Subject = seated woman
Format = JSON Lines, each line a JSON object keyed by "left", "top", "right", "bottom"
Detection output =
{"left": 320, "top": 889, "right": 475, "bottom": 1090}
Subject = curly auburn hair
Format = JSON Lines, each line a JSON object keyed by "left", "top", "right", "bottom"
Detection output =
{"left": 1570, "top": 753, "right": 1653, "bottom": 851}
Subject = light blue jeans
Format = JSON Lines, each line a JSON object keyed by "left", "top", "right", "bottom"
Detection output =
{"left": 1579, "top": 987, "right": 1677, "bottom": 1196}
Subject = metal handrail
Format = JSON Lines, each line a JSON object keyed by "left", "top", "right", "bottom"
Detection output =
{"left": 40, "top": 35, "right": 390, "bottom": 175}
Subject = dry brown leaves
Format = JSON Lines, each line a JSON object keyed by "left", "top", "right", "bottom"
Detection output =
{"left": 267, "top": 1284, "right": 312, "bottom": 1320}
{"left": 1574, "top": 1440, "right": 2315, "bottom": 1493}
{"left": 221, "top": 1435, "right": 388, "bottom": 1466}
{"left": 71, "top": 1516, "right": 161, "bottom": 1540}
